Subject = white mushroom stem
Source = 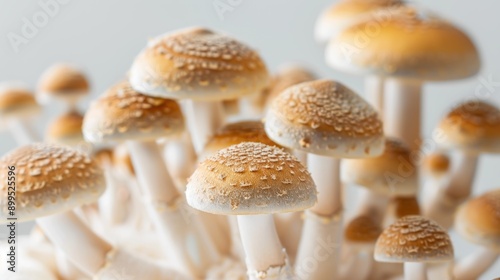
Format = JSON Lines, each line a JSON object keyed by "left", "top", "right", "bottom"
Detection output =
{"left": 404, "top": 262, "right": 427, "bottom": 280}
{"left": 98, "top": 167, "right": 127, "bottom": 225}
{"left": 423, "top": 152, "right": 478, "bottom": 228}
{"left": 184, "top": 100, "right": 225, "bottom": 155}
{"left": 340, "top": 250, "right": 373, "bottom": 280}
{"left": 9, "top": 118, "right": 40, "bottom": 145}
{"left": 354, "top": 188, "right": 389, "bottom": 224}
{"left": 365, "top": 76, "right": 384, "bottom": 118}
{"left": 274, "top": 211, "right": 303, "bottom": 263}
{"left": 163, "top": 133, "right": 197, "bottom": 191}
{"left": 295, "top": 211, "right": 343, "bottom": 280}
{"left": 36, "top": 211, "right": 112, "bottom": 276}
{"left": 127, "top": 140, "right": 220, "bottom": 277}
{"left": 384, "top": 78, "right": 422, "bottom": 151}
{"left": 237, "top": 214, "right": 291, "bottom": 279}
{"left": 308, "top": 154, "right": 342, "bottom": 215}
{"left": 452, "top": 248, "right": 499, "bottom": 280}
{"left": 229, "top": 216, "right": 246, "bottom": 261}
{"left": 293, "top": 150, "right": 308, "bottom": 167}
{"left": 55, "top": 249, "right": 88, "bottom": 280}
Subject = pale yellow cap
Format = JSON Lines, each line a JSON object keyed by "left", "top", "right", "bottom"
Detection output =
{"left": 46, "top": 110, "right": 85, "bottom": 145}
{"left": 37, "top": 64, "right": 89, "bottom": 103}
{"left": 0, "top": 85, "right": 40, "bottom": 121}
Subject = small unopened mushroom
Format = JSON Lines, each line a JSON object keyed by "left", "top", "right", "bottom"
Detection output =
{"left": 453, "top": 189, "right": 500, "bottom": 280}
{"left": 265, "top": 79, "right": 384, "bottom": 279}
{"left": 187, "top": 142, "right": 317, "bottom": 279}
{"left": 375, "top": 216, "right": 454, "bottom": 280}
{"left": 0, "top": 84, "right": 41, "bottom": 144}
{"left": 425, "top": 100, "right": 500, "bottom": 228}
{"left": 37, "top": 63, "right": 90, "bottom": 110}
{"left": 129, "top": 27, "right": 269, "bottom": 154}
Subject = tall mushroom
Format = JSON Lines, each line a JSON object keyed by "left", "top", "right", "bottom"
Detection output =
{"left": 265, "top": 79, "right": 384, "bottom": 279}
{"left": 0, "top": 84, "right": 41, "bottom": 144}
{"left": 327, "top": 6, "right": 480, "bottom": 151}
{"left": 37, "top": 63, "right": 90, "bottom": 111}
{"left": 129, "top": 27, "right": 269, "bottom": 154}
{"left": 374, "top": 216, "right": 454, "bottom": 280}
{"left": 83, "top": 80, "right": 219, "bottom": 277}
{"left": 453, "top": 189, "right": 500, "bottom": 280}
{"left": 186, "top": 142, "right": 317, "bottom": 279}
{"left": 425, "top": 100, "right": 500, "bottom": 228}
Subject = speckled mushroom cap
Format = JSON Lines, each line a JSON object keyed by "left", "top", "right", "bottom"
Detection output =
{"left": 0, "top": 85, "right": 40, "bottom": 121}
{"left": 375, "top": 216, "right": 454, "bottom": 263}
{"left": 37, "top": 64, "right": 89, "bottom": 101}
{"left": 46, "top": 111, "right": 85, "bottom": 145}
{"left": 186, "top": 142, "right": 317, "bottom": 215}
{"left": 326, "top": 6, "right": 480, "bottom": 81}
{"left": 455, "top": 189, "right": 500, "bottom": 250}
{"left": 315, "top": 0, "right": 403, "bottom": 42}
{"left": 129, "top": 27, "right": 269, "bottom": 101}
{"left": 341, "top": 138, "right": 417, "bottom": 195}
{"left": 0, "top": 144, "right": 105, "bottom": 223}
{"left": 435, "top": 101, "right": 500, "bottom": 154}
{"left": 265, "top": 79, "right": 384, "bottom": 158}
{"left": 345, "top": 215, "right": 382, "bottom": 247}
{"left": 262, "top": 64, "right": 316, "bottom": 107}
{"left": 423, "top": 152, "right": 450, "bottom": 177}
{"left": 202, "top": 120, "right": 281, "bottom": 157}
{"left": 83, "top": 80, "right": 184, "bottom": 143}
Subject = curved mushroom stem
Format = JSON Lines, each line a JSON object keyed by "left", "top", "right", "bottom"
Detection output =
{"left": 339, "top": 251, "right": 373, "bottom": 280}
{"left": 452, "top": 248, "right": 498, "bottom": 280}
{"left": 384, "top": 78, "right": 422, "bottom": 151}
{"left": 36, "top": 211, "right": 112, "bottom": 276}
{"left": 163, "top": 133, "right": 197, "bottom": 191}
{"left": 274, "top": 211, "right": 303, "bottom": 264}
{"left": 354, "top": 188, "right": 388, "bottom": 225}
{"left": 98, "top": 167, "right": 128, "bottom": 226}
{"left": 308, "top": 155, "right": 341, "bottom": 215}
{"left": 365, "top": 76, "right": 384, "bottom": 118}
{"left": 55, "top": 249, "right": 88, "bottom": 280}
{"left": 237, "top": 214, "right": 292, "bottom": 279}
{"left": 184, "top": 100, "right": 225, "bottom": 155}
{"left": 9, "top": 118, "right": 40, "bottom": 145}
{"left": 127, "top": 140, "right": 220, "bottom": 277}
{"left": 404, "top": 262, "right": 427, "bottom": 280}
{"left": 295, "top": 211, "right": 343, "bottom": 280}
{"left": 423, "top": 152, "right": 478, "bottom": 229}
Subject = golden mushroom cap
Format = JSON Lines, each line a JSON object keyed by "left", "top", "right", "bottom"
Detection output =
{"left": 392, "top": 196, "right": 421, "bottom": 219}
{"left": 0, "top": 85, "right": 40, "bottom": 120}
{"left": 129, "top": 27, "right": 269, "bottom": 101}
{"left": 435, "top": 100, "right": 500, "bottom": 154}
{"left": 375, "top": 216, "right": 454, "bottom": 263}
{"left": 341, "top": 138, "right": 417, "bottom": 195}
{"left": 423, "top": 152, "right": 450, "bottom": 176}
{"left": 186, "top": 142, "right": 317, "bottom": 215}
{"left": 345, "top": 215, "right": 382, "bottom": 247}
{"left": 265, "top": 79, "right": 384, "bottom": 158}
{"left": 0, "top": 144, "right": 105, "bottom": 223}
{"left": 46, "top": 110, "right": 85, "bottom": 145}
{"left": 326, "top": 6, "right": 480, "bottom": 81}
{"left": 83, "top": 80, "right": 184, "bottom": 143}
{"left": 455, "top": 189, "right": 500, "bottom": 250}
{"left": 37, "top": 64, "right": 89, "bottom": 100}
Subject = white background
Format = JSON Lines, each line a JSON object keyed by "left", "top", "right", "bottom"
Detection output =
{"left": 0, "top": 0, "right": 499, "bottom": 278}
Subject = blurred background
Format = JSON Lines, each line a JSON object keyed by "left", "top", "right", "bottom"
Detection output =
{"left": 0, "top": 0, "right": 499, "bottom": 278}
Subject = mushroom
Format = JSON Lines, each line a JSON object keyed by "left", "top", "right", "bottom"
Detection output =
{"left": 384, "top": 196, "right": 421, "bottom": 227}
{"left": 322, "top": 0, "right": 403, "bottom": 117}
{"left": 37, "top": 63, "right": 90, "bottom": 110}
{"left": 186, "top": 142, "right": 317, "bottom": 279}
{"left": 265, "top": 79, "right": 384, "bottom": 279}
{"left": 340, "top": 215, "right": 382, "bottom": 280}
{"left": 423, "top": 152, "right": 450, "bottom": 179}
{"left": 83, "top": 80, "right": 220, "bottom": 277}
{"left": 425, "top": 100, "right": 500, "bottom": 228}
{"left": 45, "top": 110, "right": 91, "bottom": 152}
{"left": 453, "top": 189, "right": 500, "bottom": 280}
{"left": 342, "top": 138, "right": 417, "bottom": 225}
{"left": 327, "top": 6, "right": 480, "bottom": 151}
{"left": 0, "top": 84, "right": 41, "bottom": 144}
{"left": 129, "top": 27, "right": 269, "bottom": 154}
{"left": 374, "top": 216, "right": 454, "bottom": 280}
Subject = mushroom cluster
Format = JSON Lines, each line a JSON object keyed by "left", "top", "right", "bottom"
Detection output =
{"left": 0, "top": 1, "right": 498, "bottom": 280}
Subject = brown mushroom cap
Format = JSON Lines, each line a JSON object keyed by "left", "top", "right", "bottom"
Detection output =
{"left": 326, "top": 6, "right": 480, "bottom": 81}
{"left": 435, "top": 101, "right": 500, "bottom": 154}
{"left": 0, "top": 144, "right": 105, "bottom": 223}
{"left": 341, "top": 138, "right": 417, "bottom": 195}
{"left": 83, "top": 80, "right": 184, "bottom": 143}
{"left": 374, "top": 216, "right": 454, "bottom": 263}
{"left": 186, "top": 142, "right": 317, "bottom": 215}
{"left": 392, "top": 196, "right": 421, "bottom": 218}
{"left": 46, "top": 111, "right": 85, "bottom": 145}
{"left": 129, "top": 27, "right": 269, "bottom": 101}
{"left": 423, "top": 152, "right": 450, "bottom": 176}
{"left": 455, "top": 189, "right": 500, "bottom": 250}
{"left": 345, "top": 215, "right": 382, "bottom": 246}
{"left": 0, "top": 86, "right": 40, "bottom": 120}
{"left": 113, "top": 144, "right": 135, "bottom": 176}
{"left": 37, "top": 64, "right": 89, "bottom": 97}
{"left": 315, "top": 0, "right": 403, "bottom": 42}
{"left": 265, "top": 79, "right": 384, "bottom": 158}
